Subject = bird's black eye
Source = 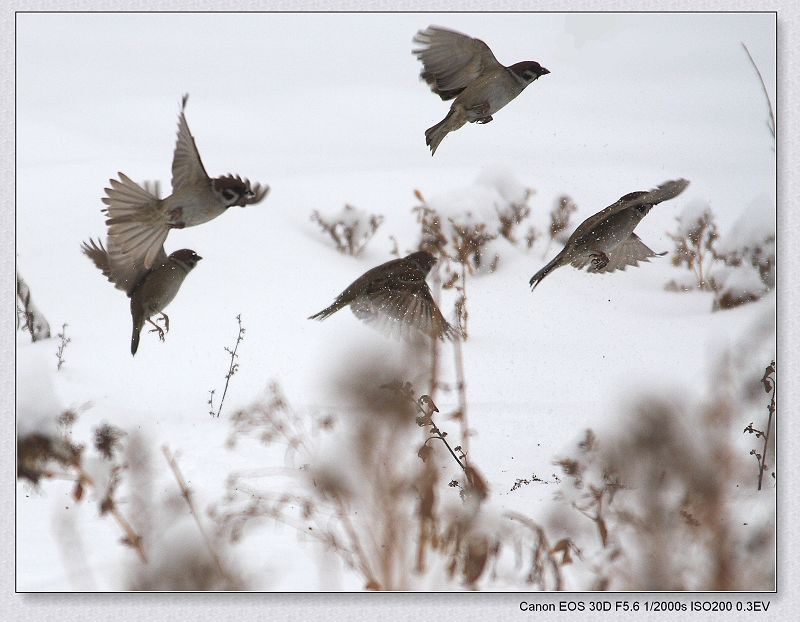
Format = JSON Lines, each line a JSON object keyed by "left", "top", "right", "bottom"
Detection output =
{"left": 222, "top": 189, "right": 236, "bottom": 201}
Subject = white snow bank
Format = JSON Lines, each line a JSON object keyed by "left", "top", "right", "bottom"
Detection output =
{"left": 716, "top": 193, "right": 776, "bottom": 255}
{"left": 16, "top": 345, "right": 63, "bottom": 438}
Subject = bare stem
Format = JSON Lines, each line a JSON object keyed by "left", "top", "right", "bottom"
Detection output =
{"left": 504, "top": 511, "right": 564, "bottom": 591}
{"left": 429, "top": 265, "right": 441, "bottom": 401}
{"left": 453, "top": 322, "right": 469, "bottom": 458}
{"left": 741, "top": 42, "right": 776, "bottom": 142}
{"left": 76, "top": 466, "right": 147, "bottom": 564}
{"left": 162, "top": 446, "right": 232, "bottom": 582}
{"left": 213, "top": 315, "right": 245, "bottom": 418}
{"left": 416, "top": 400, "right": 466, "bottom": 472}
{"left": 56, "top": 323, "right": 71, "bottom": 371}
{"left": 757, "top": 362, "right": 776, "bottom": 491}
{"left": 332, "top": 493, "right": 380, "bottom": 589}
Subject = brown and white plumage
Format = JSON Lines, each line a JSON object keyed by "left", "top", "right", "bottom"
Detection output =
{"left": 309, "top": 251, "right": 458, "bottom": 341}
{"left": 81, "top": 237, "right": 201, "bottom": 355}
{"left": 530, "top": 179, "right": 690, "bottom": 290}
{"left": 103, "top": 95, "right": 268, "bottom": 269}
{"left": 413, "top": 26, "right": 549, "bottom": 155}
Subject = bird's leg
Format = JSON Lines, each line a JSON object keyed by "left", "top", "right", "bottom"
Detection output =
{"left": 147, "top": 318, "right": 166, "bottom": 342}
{"left": 476, "top": 115, "right": 494, "bottom": 124}
{"left": 590, "top": 252, "right": 610, "bottom": 271}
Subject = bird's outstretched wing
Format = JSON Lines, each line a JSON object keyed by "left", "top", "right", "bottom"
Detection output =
{"left": 171, "top": 94, "right": 210, "bottom": 193}
{"left": 350, "top": 288, "right": 457, "bottom": 341}
{"left": 413, "top": 26, "right": 503, "bottom": 100}
{"left": 81, "top": 237, "right": 166, "bottom": 297}
{"left": 578, "top": 178, "right": 690, "bottom": 234}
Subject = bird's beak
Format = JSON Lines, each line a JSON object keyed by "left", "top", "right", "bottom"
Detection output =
{"left": 541, "top": 67, "right": 551, "bottom": 75}
{"left": 196, "top": 255, "right": 203, "bottom": 261}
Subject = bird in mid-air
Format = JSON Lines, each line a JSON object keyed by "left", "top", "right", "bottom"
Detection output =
{"left": 103, "top": 95, "right": 268, "bottom": 270}
{"left": 309, "top": 251, "right": 459, "bottom": 341}
{"left": 81, "top": 237, "right": 202, "bottom": 355}
{"left": 413, "top": 25, "right": 550, "bottom": 155}
{"left": 529, "top": 179, "right": 690, "bottom": 290}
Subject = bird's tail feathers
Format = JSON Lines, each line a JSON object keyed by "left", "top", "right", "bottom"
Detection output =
{"left": 102, "top": 173, "right": 159, "bottom": 221}
{"left": 130, "top": 304, "right": 143, "bottom": 356}
{"left": 529, "top": 254, "right": 565, "bottom": 290}
{"left": 131, "top": 323, "right": 141, "bottom": 356}
{"left": 425, "top": 109, "right": 461, "bottom": 156}
{"left": 103, "top": 173, "right": 169, "bottom": 269}
{"left": 308, "top": 303, "right": 341, "bottom": 321}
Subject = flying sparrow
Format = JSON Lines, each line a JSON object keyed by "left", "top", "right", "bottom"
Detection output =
{"left": 413, "top": 26, "right": 550, "bottom": 155}
{"left": 81, "top": 238, "right": 202, "bottom": 355}
{"left": 308, "top": 251, "right": 458, "bottom": 341}
{"left": 529, "top": 179, "right": 690, "bottom": 290}
{"left": 103, "top": 94, "right": 268, "bottom": 270}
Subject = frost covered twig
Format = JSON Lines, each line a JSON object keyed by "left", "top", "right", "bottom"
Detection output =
{"left": 16, "top": 270, "right": 51, "bottom": 341}
{"left": 311, "top": 204, "right": 384, "bottom": 255}
{"left": 666, "top": 202, "right": 720, "bottom": 291}
{"left": 210, "top": 315, "right": 245, "bottom": 418}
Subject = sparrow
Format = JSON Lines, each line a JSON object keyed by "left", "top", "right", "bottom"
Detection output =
{"left": 529, "top": 179, "right": 690, "bottom": 290}
{"left": 81, "top": 238, "right": 202, "bottom": 355}
{"left": 308, "top": 251, "right": 458, "bottom": 341}
{"left": 413, "top": 26, "right": 550, "bottom": 155}
{"left": 103, "top": 94, "right": 268, "bottom": 270}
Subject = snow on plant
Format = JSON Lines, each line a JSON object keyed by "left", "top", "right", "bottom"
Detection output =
{"left": 17, "top": 400, "right": 147, "bottom": 563}
{"left": 665, "top": 199, "right": 721, "bottom": 292}
{"left": 709, "top": 265, "right": 769, "bottom": 312}
{"left": 410, "top": 172, "right": 535, "bottom": 339}
{"left": 311, "top": 204, "right": 384, "bottom": 256}
{"left": 711, "top": 194, "right": 775, "bottom": 310}
{"left": 415, "top": 169, "right": 536, "bottom": 274}
{"left": 665, "top": 194, "right": 776, "bottom": 311}
{"left": 16, "top": 270, "right": 51, "bottom": 342}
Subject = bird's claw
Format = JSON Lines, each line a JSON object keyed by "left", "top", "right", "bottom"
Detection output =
{"left": 148, "top": 325, "right": 166, "bottom": 342}
{"left": 591, "top": 252, "right": 610, "bottom": 270}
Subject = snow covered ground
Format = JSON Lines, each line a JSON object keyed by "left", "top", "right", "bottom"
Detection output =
{"left": 15, "top": 12, "right": 776, "bottom": 592}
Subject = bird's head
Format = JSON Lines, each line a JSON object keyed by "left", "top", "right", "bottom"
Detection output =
{"left": 213, "top": 174, "right": 270, "bottom": 208}
{"left": 509, "top": 60, "right": 550, "bottom": 84}
{"left": 405, "top": 251, "right": 438, "bottom": 274}
{"left": 169, "top": 249, "right": 203, "bottom": 271}
{"left": 619, "top": 191, "right": 656, "bottom": 216}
